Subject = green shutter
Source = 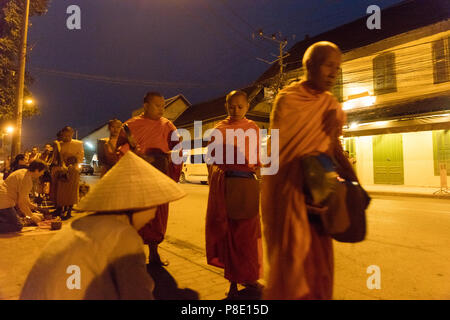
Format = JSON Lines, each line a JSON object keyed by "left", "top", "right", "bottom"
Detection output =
{"left": 373, "top": 52, "right": 397, "bottom": 95}
{"left": 432, "top": 38, "right": 449, "bottom": 84}
{"left": 433, "top": 130, "right": 450, "bottom": 176}
{"left": 373, "top": 134, "right": 404, "bottom": 185}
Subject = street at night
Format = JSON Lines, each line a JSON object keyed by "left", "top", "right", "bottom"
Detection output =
{"left": 1, "top": 0, "right": 449, "bottom": 308}
{"left": 1, "top": 181, "right": 449, "bottom": 300}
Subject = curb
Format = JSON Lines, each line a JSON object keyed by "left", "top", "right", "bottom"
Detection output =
{"left": 367, "top": 191, "right": 450, "bottom": 200}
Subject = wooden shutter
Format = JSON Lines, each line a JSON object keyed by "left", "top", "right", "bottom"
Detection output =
{"left": 433, "top": 130, "right": 450, "bottom": 176}
{"left": 373, "top": 52, "right": 397, "bottom": 95}
{"left": 432, "top": 38, "right": 450, "bottom": 84}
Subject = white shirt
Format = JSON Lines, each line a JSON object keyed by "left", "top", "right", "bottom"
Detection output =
{"left": 0, "top": 169, "right": 34, "bottom": 217}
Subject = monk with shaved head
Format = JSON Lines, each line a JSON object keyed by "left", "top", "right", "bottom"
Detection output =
{"left": 261, "top": 41, "right": 346, "bottom": 299}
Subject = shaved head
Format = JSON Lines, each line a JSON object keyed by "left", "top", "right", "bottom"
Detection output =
{"left": 302, "top": 41, "right": 342, "bottom": 92}
{"left": 302, "top": 41, "right": 341, "bottom": 72}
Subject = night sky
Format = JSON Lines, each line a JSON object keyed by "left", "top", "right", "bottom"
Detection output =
{"left": 22, "top": 0, "right": 402, "bottom": 149}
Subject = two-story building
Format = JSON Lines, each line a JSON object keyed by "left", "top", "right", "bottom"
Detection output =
{"left": 256, "top": 0, "right": 449, "bottom": 188}
{"left": 177, "top": 0, "right": 449, "bottom": 188}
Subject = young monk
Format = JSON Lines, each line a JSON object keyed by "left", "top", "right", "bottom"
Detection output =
{"left": 116, "top": 92, "right": 181, "bottom": 266}
{"left": 20, "top": 151, "right": 186, "bottom": 299}
{"left": 205, "top": 90, "right": 263, "bottom": 298}
{"left": 97, "top": 119, "right": 122, "bottom": 176}
{"left": 56, "top": 156, "right": 80, "bottom": 220}
{"left": 261, "top": 41, "right": 346, "bottom": 300}
{"left": 51, "top": 126, "right": 84, "bottom": 218}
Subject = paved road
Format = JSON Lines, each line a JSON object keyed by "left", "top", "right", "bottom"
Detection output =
{"left": 1, "top": 177, "right": 449, "bottom": 299}
{"left": 167, "top": 183, "right": 450, "bottom": 299}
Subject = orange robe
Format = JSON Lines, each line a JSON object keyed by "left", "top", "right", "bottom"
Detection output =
{"left": 261, "top": 81, "right": 346, "bottom": 299}
{"left": 205, "top": 117, "right": 263, "bottom": 284}
{"left": 117, "top": 115, "right": 180, "bottom": 245}
{"left": 97, "top": 138, "right": 120, "bottom": 176}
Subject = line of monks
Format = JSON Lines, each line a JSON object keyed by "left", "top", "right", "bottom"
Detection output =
{"left": 89, "top": 40, "right": 345, "bottom": 300}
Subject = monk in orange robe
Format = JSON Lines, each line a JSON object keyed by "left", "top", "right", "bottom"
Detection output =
{"left": 117, "top": 92, "right": 181, "bottom": 266}
{"left": 261, "top": 42, "right": 346, "bottom": 300}
{"left": 205, "top": 90, "right": 263, "bottom": 298}
{"left": 97, "top": 119, "right": 122, "bottom": 176}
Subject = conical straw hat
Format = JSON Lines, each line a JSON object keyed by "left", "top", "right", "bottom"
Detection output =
{"left": 76, "top": 151, "right": 186, "bottom": 212}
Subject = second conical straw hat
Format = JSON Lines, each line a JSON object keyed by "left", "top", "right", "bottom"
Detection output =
{"left": 76, "top": 151, "right": 186, "bottom": 212}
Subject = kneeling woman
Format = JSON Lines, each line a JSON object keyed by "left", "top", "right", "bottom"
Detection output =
{"left": 20, "top": 151, "right": 186, "bottom": 300}
{"left": 205, "top": 90, "right": 263, "bottom": 298}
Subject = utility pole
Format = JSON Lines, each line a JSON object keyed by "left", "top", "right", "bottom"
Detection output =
{"left": 255, "top": 30, "right": 290, "bottom": 93}
{"left": 12, "top": 0, "right": 31, "bottom": 158}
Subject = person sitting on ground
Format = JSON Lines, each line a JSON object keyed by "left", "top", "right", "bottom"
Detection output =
{"left": 20, "top": 151, "right": 186, "bottom": 300}
{"left": 3, "top": 154, "right": 28, "bottom": 180}
{"left": 28, "top": 147, "right": 41, "bottom": 164}
{"left": 0, "top": 160, "right": 48, "bottom": 233}
{"left": 2, "top": 156, "right": 11, "bottom": 180}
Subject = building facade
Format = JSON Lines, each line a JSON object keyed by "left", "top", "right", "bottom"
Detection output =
{"left": 255, "top": 0, "right": 450, "bottom": 188}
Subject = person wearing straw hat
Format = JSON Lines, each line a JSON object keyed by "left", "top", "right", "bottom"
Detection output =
{"left": 116, "top": 91, "right": 182, "bottom": 266}
{"left": 20, "top": 151, "right": 186, "bottom": 300}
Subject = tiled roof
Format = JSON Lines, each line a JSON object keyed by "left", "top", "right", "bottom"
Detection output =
{"left": 174, "top": 86, "right": 259, "bottom": 127}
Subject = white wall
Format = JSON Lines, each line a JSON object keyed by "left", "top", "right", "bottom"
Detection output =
{"left": 354, "top": 131, "right": 441, "bottom": 187}
{"left": 355, "top": 136, "right": 374, "bottom": 186}
{"left": 402, "top": 131, "right": 440, "bottom": 187}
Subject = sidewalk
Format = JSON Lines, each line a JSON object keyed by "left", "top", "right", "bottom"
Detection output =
{"left": 363, "top": 184, "right": 450, "bottom": 199}
{"left": 0, "top": 213, "right": 255, "bottom": 300}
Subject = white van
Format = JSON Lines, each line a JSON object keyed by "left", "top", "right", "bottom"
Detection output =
{"left": 179, "top": 147, "right": 208, "bottom": 185}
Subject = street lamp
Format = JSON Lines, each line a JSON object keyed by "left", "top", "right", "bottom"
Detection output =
{"left": 25, "top": 98, "right": 34, "bottom": 105}
{"left": 6, "top": 126, "right": 14, "bottom": 134}
{"left": 12, "top": 0, "right": 31, "bottom": 158}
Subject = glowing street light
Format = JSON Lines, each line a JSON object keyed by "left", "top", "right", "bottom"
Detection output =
{"left": 84, "top": 141, "right": 95, "bottom": 150}
{"left": 6, "top": 126, "right": 14, "bottom": 134}
{"left": 25, "top": 98, "right": 34, "bottom": 105}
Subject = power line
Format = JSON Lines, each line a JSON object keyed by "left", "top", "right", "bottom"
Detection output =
{"left": 30, "top": 67, "right": 226, "bottom": 89}
{"left": 201, "top": 0, "right": 273, "bottom": 52}
{"left": 217, "top": 0, "right": 257, "bottom": 32}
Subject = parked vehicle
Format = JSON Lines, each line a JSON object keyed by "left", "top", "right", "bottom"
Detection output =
{"left": 79, "top": 163, "right": 94, "bottom": 175}
{"left": 179, "top": 147, "right": 208, "bottom": 185}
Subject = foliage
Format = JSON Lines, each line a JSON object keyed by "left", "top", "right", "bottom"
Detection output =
{"left": 0, "top": 0, "right": 50, "bottom": 120}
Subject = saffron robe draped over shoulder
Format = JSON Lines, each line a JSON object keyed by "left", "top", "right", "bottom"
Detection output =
{"left": 261, "top": 81, "right": 346, "bottom": 299}
{"left": 205, "top": 117, "right": 263, "bottom": 284}
{"left": 117, "top": 115, "right": 180, "bottom": 244}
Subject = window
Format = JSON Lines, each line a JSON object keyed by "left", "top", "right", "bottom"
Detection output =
{"left": 373, "top": 52, "right": 397, "bottom": 95}
{"left": 433, "top": 130, "right": 450, "bottom": 176}
{"left": 331, "top": 68, "right": 343, "bottom": 102}
{"left": 190, "top": 154, "right": 205, "bottom": 164}
{"left": 432, "top": 37, "right": 450, "bottom": 84}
